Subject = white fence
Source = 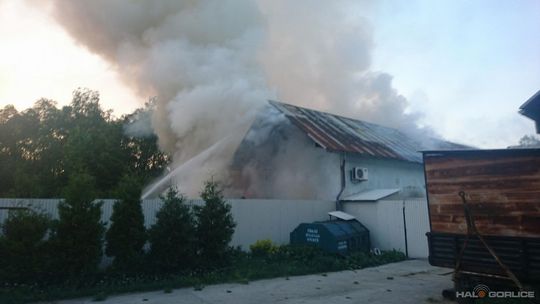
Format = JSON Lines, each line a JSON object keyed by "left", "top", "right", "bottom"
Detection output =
{"left": 0, "top": 198, "right": 335, "bottom": 250}
{"left": 0, "top": 198, "right": 430, "bottom": 257}
{"left": 342, "top": 199, "right": 430, "bottom": 258}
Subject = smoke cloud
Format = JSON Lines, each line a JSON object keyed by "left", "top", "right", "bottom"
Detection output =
{"left": 41, "top": 0, "right": 430, "bottom": 198}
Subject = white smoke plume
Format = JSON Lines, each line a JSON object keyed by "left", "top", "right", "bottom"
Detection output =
{"left": 228, "top": 104, "right": 341, "bottom": 199}
{"left": 124, "top": 99, "right": 155, "bottom": 138}
{"left": 40, "top": 0, "right": 430, "bottom": 198}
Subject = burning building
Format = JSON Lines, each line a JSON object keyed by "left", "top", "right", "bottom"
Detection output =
{"left": 42, "top": 1, "right": 468, "bottom": 202}
{"left": 143, "top": 99, "right": 467, "bottom": 200}
{"left": 227, "top": 100, "right": 468, "bottom": 200}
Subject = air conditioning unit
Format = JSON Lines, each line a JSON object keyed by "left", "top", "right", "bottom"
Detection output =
{"left": 351, "top": 167, "right": 368, "bottom": 181}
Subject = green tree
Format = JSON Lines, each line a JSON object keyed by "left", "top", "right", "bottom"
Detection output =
{"left": 0, "top": 89, "right": 169, "bottom": 198}
{"left": 105, "top": 175, "right": 146, "bottom": 272}
{"left": 0, "top": 100, "right": 65, "bottom": 197}
{"left": 120, "top": 100, "right": 169, "bottom": 184}
{"left": 149, "top": 187, "right": 196, "bottom": 273}
{"left": 52, "top": 173, "right": 105, "bottom": 279}
{"left": 0, "top": 209, "right": 51, "bottom": 284}
{"left": 62, "top": 89, "right": 126, "bottom": 196}
{"left": 194, "top": 180, "right": 236, "bottom": 267}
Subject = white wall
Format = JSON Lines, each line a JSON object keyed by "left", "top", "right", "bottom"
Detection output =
{"left": 343, "top": 199, "right": 430, "bottom": 258}
{"left": 0, "top": 198, "right": 334, "bottom": 250}
{"left": 342, "top": 156, "right": 426, "bottom": 198}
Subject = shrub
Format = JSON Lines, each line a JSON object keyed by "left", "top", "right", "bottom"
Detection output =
{"left": 0, "top": 209, "right": 51, "bottom": 284}
{"left": 249, "top": 239, "right": 279, "bottom": 257}
{"left": 52, "top": 173, "right": 105, "bottom": 279}
{"left": 149, "top": 187, "right": 196, "bottom": 273}
{"left": 105, "top": 175, "right": 146, "bottom": 272}
{"left": 194, "top": 179, "right": 236, "bottom": 267}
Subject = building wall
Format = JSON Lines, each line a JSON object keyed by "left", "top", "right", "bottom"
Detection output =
{"left": 229, "top": 119, "right": 341, "bottom": 200}
{"left": 230, "top": 117, "right": 426, "bottom": 201}
{"left": 341, "top": 155, "right": 426, "bottom": 198}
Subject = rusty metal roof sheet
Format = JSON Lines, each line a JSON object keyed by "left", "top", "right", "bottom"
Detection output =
{"left": 269, "top": 100, "right": 468, "bottom": 163}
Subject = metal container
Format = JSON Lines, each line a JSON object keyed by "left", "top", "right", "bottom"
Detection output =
{"left": 290, "top": 219, "right": 370, "bottom": 254}
{"left": 423, "top": 148, "right": 540, "bottom": 284}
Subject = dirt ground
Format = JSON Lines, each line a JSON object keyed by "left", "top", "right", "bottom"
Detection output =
{"left": 53, "top": 259, "right": 455, "bottom": 304}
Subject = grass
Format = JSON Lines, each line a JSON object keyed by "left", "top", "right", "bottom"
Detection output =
{"left": 91, "top": 291, "right": 107, "bottom": 302}
{"left": 0, "top": 247, "right": 406, "bottom": 304}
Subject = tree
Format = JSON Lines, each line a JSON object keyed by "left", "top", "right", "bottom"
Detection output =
{"left": 0, "top": 89, "right": 169, "bottom": 198}
{"left": 121, "top": 100, "right": 170, "bottom": 184}
{"left": 148, "top": 187, "right": 196, "bottom": 273}
{"left": 105, "top": 175, "right": 146, "bottom": 272}
{"left": 194, "top": 179, "right": 236, "bottom": 267}
{"left": 0, "top": 209, "right": 51, "bottom": 284}
{"left": 516, "top": 134, "right": 540, "bottom": 148}
{"left": 52, "top": 173, "right": 104, "bottom": 279}
{"left": 62, "top": 89, "right": 127, "bottom": 196}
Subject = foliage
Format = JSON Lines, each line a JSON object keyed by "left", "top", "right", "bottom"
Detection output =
{"left": 0, "top": 247, "right": 406, "bottom": 304}
{"left": 516, "top": 134, "right": 540, "bottom": 148}
{"left": 92, "top": 291, "right": 108, "bottom": 302}
{"left": 51, "top": 173, "right": 105, "bottom": 280}
{"left": 194, "top": 180, "right": 236, "bottom": 267}
{"left": 105, "top": 175, "right": 147, "bottom": 272}
{"left": 249, "top": 239, "right": 279, "bottom": 257}
{"left": 0, "top": 209, "right": 52, "bottom": 284}
{"left": 148, "top": 187, "right": 196, "bottom": 273}
{"left": 0, "top": 89, "right": 169, "bottom": 198}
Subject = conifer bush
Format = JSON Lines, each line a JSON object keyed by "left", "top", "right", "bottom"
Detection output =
{"left": 0, "top": 208, "right": 51, "bottom": 284}
{"left": 149, "top": 187, "right": 196, "bottom": 273}
{"left": 52, "top": 172, "right": 104, "bottom": 279}
{"left": 194, "top": 180, "right": 236, "bottom": 267}
{"left": 105, "top": 175, "right": 146, "bottom": 272}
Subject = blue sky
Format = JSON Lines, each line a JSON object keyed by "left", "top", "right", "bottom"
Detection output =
{"left": 371, "top": 0, "right": 540, "bottom": 147}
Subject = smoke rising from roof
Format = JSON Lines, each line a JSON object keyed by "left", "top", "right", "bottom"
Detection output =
{"left": 42, "top": 0, "right": 432, "bottom": 197}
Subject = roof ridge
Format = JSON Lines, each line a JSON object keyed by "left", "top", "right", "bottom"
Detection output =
{"left": 268, "top": 99, "right": 404, "bottom": 133}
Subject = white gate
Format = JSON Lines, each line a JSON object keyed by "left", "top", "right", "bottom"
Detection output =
{"left": 343, "top": 199, "right": 430, "bottom": 258}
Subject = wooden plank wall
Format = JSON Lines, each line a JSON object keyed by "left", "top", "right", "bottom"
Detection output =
{"left": 424, "top": 149, "right": 540, "bottom": 238}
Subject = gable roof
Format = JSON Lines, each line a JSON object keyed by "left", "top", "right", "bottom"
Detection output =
{"left": 269, "top": 100, "right": 468, "bottom": 163}
{"left": 519, "top": 90, "right": 540, "bottom": 133}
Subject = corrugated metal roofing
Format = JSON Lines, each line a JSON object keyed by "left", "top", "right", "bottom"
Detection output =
{"left": 269, "top": 100, "right": 468, "bottom": 163}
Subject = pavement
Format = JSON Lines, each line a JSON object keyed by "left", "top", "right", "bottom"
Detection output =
{"left": 54, "top": 259, "right": 455, "bottom": 304}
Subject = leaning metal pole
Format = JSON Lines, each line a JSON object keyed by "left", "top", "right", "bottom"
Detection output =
{"left": 453, "top": 191, "right": 523, "bottom": 290}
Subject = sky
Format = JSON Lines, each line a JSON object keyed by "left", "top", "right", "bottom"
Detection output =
{"left": 0, "top": 0, "right": 539, "bottom": 148}
{"left": 371, "top": 0, "right": 540, "bottom": 147}
{"left": 0, "top": 1, "right": 140, "bottom": 114}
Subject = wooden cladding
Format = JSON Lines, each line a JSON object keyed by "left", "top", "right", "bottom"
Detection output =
{"left": 423, "top": 149, "right": 540, "bottom": 238}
